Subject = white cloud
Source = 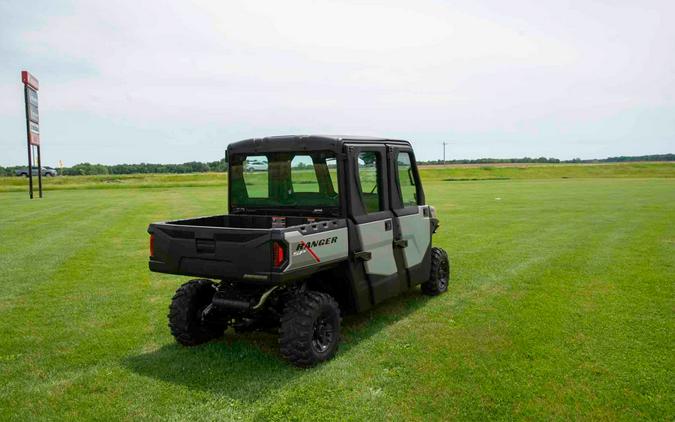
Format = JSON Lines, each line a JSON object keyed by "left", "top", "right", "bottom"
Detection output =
{"left": 1, "top": 0, "right": 673, "bottom": 165}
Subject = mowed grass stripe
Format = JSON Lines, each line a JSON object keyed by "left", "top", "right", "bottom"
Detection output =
{"left": 0, "top": 192, "right": 141, "bottom": 306}
{"left": 249, "top": 184, "right": 622, "bottom": 420}
{"left": 489, "top": 204, "right": 673, "bottom": 419}
{"left": 253, "top": 179, "right": 673, "bottom": 421}
{"left": 0, "top": 187, "right": 245, "bottom": 421}
{"left": 435, "top": 216, "right": 640, "bottom": 419}
{"left": 372, "top": 180, "right": 664, "bottom": 418}
{"left": 0, "top": 196, "right": 151, "bottom": 365}
{"left": 0, "top": 189, "right": 201, "bottom": 419}
{"left": 438, "top": 180, "right": 672, "bottom": 420}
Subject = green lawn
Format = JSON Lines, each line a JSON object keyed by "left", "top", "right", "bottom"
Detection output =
{"left": 0, "top": 169, "right": 673, "bottom": 420}
{"left": 1, "top": 162, "right": 673, "bottom": 192}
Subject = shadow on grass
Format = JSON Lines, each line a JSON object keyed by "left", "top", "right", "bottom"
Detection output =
{"left": 123, "top": 289, "right": 430, "bottom": 402}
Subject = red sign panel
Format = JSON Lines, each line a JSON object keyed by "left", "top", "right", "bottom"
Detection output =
{"left": 21, "top": 71, "right": 39, "bottom": 90}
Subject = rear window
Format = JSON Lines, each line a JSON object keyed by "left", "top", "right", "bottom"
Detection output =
{"left": 230, "top": 151, "right": 339, "bottom": 213}
{"left": 291, "top": 155, "right": 319, "bottom": 192}
{"left": 242, "top": 156, "right": 268, "bottom": 198}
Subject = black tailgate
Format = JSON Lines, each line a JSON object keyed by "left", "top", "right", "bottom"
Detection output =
{"left": 148, "top": 222, "right": 273, "bottom": 280}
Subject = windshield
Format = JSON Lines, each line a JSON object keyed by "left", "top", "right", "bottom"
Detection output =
{"left": 229, "top": 151, "right": 339, "bottom": 214}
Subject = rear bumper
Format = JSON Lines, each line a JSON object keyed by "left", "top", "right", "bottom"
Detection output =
{"left": 149, "top": 257, "right": 275, "bottom": 284}
{"left": 149, "top": 256, "right": 346, "bottom": 285}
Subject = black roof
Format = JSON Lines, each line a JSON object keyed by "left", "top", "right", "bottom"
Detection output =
{"left": 227, "top": 135, "right": 411, "bottom": 154}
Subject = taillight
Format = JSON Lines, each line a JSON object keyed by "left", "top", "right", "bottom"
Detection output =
{"left": 272, "top": 241, "right": 285, "bottom": 268}
{"left": 149, "top": 234, "right": 155, "bottom": 257}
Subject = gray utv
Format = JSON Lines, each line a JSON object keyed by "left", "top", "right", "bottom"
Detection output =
{"left": 148, "top": 135, "right": 450, "bottom": 367}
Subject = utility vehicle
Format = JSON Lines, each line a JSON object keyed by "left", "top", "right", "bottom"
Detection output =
{"left": 148, "top": 135, "right": 450, "bottom": 367}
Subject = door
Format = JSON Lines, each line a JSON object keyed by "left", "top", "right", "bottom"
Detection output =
{"left": 388, "top": 146, "right": 432, "bottom": 286}
{"left": 346, "top": 144, "right": 405, "bottom": 304}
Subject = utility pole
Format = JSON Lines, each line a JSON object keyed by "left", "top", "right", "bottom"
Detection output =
{"left": 442, "top": 141, "right": 448, "bottom": 165}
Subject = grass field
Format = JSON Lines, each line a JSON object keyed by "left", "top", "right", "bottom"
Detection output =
{"left": 1, "top": 162, "right": 673, "bottom": 192}
{"left": 0, "top": 164, "right": 673, "bottom": 420}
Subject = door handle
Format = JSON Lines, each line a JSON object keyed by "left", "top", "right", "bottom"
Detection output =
{"left": 353, "top": 251, "right": 372, "bottom": 261}
{"left": 393, "top": 239, "right": 408, "bottom": 248}
{"left": 384, "top": 220, "right": 392, "bottom": 231}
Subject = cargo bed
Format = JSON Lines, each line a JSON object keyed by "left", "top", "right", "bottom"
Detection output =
{"left": 148, "top": 214, "right": 340, "bottom": 282}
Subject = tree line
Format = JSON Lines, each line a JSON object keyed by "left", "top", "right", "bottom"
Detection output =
{"left": 0, "top": 159, "right": 227, "bottom": 176}
{"left": 419, "top": 154, "right": 675, "bottom": 165}
{"left": 0, "top": 154, "right": 672, "bottom": 177}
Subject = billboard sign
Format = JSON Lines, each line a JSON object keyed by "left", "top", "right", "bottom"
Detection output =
{"left": 22, "top": 70, "right": 42, "bottom": 198}
{"left": 22, "top": 72, "right": 41, "bottom": 144}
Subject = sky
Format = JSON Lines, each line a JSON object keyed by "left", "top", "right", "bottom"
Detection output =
{"left": 0, "top": 0, "right": 674, "bottom": 166}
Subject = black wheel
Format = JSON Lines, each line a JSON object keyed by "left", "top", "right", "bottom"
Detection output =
{"left": 421, "top": 247, "right": 450, "bottom": 296}
{"left": 279, "top": 291, "right": 341, "bottom": 368}
{"left": 168, "top": 279, "right": 224, "bottom": 346}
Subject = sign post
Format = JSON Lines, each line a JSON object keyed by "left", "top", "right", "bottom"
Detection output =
{"left": 22, "top": 70, "right": 41, "bottom": 198}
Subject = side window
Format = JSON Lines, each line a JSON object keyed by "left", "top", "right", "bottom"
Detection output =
{"left": 291, "top": 155, "right": 319, "bottom": 192}
{"left": 243, "top": 155, "right": 268, "bottom": 198}
{"left": 356, "top": 151, "right": 382, "bottom": 213}
{"left": 396, "top": 152, "right": 418, "bottom": 207}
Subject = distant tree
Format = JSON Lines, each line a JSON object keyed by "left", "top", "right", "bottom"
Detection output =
{"left": 417, "top": 156, "right": 566, "bottom": 165}
{"left": 61, "top": 163, "right": 109, "bottom": 175}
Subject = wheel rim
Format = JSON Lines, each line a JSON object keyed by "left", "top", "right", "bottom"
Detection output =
{"left": 312, "top": 312, "right": 334, "bottom": 353}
